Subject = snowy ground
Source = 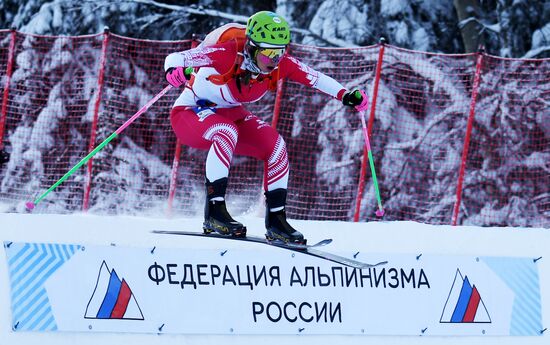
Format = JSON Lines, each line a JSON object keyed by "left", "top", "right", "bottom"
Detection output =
{"left": 1, "top": 212, "right": 549, "bottom": 345}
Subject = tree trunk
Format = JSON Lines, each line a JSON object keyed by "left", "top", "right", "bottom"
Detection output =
{"left": 453, "top": 0, "right": 483, "bottom": 53}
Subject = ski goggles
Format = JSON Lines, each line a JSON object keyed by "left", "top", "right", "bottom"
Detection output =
{"left": 256, "top": 46, "right": 287, "bottom": 65}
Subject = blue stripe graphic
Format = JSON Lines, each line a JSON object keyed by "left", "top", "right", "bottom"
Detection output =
{"left": 8, "top": 243, "right": 31, "bottom": 267}
{"left": 52, "top": 244, "right": 65, "bottom": 262}
{"left": 451, "top": 276, "right": 472, "bottom": 322}
{"left": 482, "top": 257, "right": 542, "bottom": 336}
{"left": 13, "top": 248, "right": 56, "bottom": 307}
{"left": 20, "top": 294, "right": 49, "bottom": 329}
{"left": 42, "top": 314, "right": 57, "bottom": 332}
{"left": 61, "top": 245, "right": 71, "bottom": 261}
{"left": 11, "top": 244, "right": 46, "bottom": 288}
{"left": 5, "top": 242, "right": 81, "bottom": 331}
{"left": 97, "top": 270, "right": 122, "bottom": 318}
{"left": 28, "top": 301, "right": 53, "bottom": 331}
{"left": 15, "top": 257, "right": 66, "bottom": 324}
{"left": 13, "top": 244, "right": 58, "bottom": 312}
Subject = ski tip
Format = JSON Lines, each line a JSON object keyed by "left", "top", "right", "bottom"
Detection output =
{"left": 370, "top": 260, "right": 388, "bottom": 268}
{"left": 25, "top": 202, "right": 35, "bottom": 211}
{"left": 355, "top": 260, "right": 388, "bottom": 269}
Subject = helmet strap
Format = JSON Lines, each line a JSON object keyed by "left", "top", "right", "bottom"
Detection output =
{"left": 242, "top": 40, "right": 265, "bottom": 74}
{"left": 242, "top": 54, "right": 263, "bottom": 74}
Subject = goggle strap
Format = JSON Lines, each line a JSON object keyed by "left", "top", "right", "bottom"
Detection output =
{"left": 248, "top": 39, "right": 287, "bottom": 49}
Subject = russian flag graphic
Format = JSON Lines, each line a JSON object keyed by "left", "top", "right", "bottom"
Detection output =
{"left": 85, "top": 261, "right": 144, "bottom": 320}
{"left": 440, "top": 269, "right": 491, "bottom": 323}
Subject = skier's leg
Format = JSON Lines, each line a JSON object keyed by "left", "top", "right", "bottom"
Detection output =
{"left": 203, "top": 176, "right": 247, "bottom": 237}
{"left": 232, "top": 113, "right": 305, "bottom": 244}
{"left": 170, "top": 106, "right": 246, "bottom": 236}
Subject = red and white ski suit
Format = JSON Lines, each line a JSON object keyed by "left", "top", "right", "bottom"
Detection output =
{"left": 165, "top": 40, "right": 348, "bottom": 190}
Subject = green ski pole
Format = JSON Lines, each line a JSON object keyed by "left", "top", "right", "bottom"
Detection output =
{"left": 26, "top": 84, "right": 173, "bottom": 210}
{"left": 359, "top": 109, "right": 384, "bottom": 217}
{"left": 355, "top": 90, "right": 384, "bottom": 217}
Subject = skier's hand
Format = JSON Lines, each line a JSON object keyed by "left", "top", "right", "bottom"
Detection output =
{"left": 342, "top": 89, "right": 368, "bottom": 112}
{"left": 165, "top": 66, "right": 192, "bottom": 88}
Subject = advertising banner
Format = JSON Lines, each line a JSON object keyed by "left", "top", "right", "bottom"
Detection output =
{"left": 3, "top": 241, "right": 542, "bottom": 335}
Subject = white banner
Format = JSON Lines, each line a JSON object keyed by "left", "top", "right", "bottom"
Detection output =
{"left": 3, "top": 241, "right": 542, "bottom": 336}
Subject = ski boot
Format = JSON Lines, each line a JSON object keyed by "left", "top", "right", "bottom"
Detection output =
{"left": 264, "top": 189, "right": 306, "bottom": 245}
{"left": 203, "top": 178, "right": 247, "bottom": 237}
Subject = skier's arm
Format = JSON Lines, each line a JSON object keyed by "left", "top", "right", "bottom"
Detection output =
{"left": 164, "top": 46, "right": 221, "bottom": 71}
{"left": 280, "top": 55, "right": 347, "bottom": 100}
{"left": 281, "top": 56, "right": 368, "bottom": 110}
{"left": 164, "top": 43, "right": 233, "bottom": 87}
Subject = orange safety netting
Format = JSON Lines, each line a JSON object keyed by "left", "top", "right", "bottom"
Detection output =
{"left": 0, "top": 30, "right": 548, "bottom": 228}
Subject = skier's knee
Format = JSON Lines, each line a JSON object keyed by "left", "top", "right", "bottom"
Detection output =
{"left": 205, "top": 123, "right": 239, "bottom": 146}
{"left": 268, "top": 135, "right": 287, "bottom": 163}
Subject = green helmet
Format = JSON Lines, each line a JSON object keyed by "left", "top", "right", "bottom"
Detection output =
{"left": 246, "top": 11, "right": 290, "bottom": 47}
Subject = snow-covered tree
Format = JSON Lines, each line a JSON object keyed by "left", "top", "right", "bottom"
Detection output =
{"left": 1, "top": 0, "right": 548, "bottom": 57}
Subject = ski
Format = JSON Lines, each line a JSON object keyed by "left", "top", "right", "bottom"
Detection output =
{"left": 153, "top": 230, "right": 331, "bottom": 249}
{"left": 152, "top": 230, "right": 387, "bottom": 269}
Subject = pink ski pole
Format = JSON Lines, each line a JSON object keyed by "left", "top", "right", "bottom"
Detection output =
{"left": 356, "top": 90, "right": 384, "bottom": 217}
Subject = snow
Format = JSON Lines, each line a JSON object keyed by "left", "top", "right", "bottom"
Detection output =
{"left": 2, "top": 0, "right": 548, "bottom": 57}
{"left": 380, "top": 0, "right": 408, "bottom": 17}
{"left": 22, "top": 3, "right": 54, "bottom": 35}
{"left": 308, "top": 0, "right": 369, "bottom": 46}
{"left": 0, "top": 212, "right": 549, "bottom": 345}
{"left": 412, "top": 27, "right": 430, "bottom": 51}
{"left": 532, "top": 24, "right": 550, "bottom": 50}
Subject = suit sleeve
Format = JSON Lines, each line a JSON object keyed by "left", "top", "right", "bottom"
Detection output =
{"left": 279, "top": 55, "right": 348, "bottom": 100}
{"left": 164, "top": 42, "right": 235, "bottom": 72}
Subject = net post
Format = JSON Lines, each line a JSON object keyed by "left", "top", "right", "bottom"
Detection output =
{"left": 0, "top": 27, "right": 17, "bottom": 151}
{"left": 83, "top": 27, "right": 110, "bottom": 212}
{"left": 451, "top": 48, "right": 484, "bottom": 226}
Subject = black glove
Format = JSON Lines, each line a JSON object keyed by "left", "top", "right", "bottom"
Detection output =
{"left": 342, "top": 89, "right": 364, "bottom": 107}
{"left": 0, "top": 148, "right": 9, "bottom": 166}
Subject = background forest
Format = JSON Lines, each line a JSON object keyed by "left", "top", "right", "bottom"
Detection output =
{"left": 0, "top": 0, "right": 549, "bottom": 58}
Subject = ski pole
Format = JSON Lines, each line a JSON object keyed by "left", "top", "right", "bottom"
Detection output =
{"left": 26, "top": 84, "right": 173, "bottom": 210}
{"left": 358, "top": 108, "right": 385, "bottom": 217}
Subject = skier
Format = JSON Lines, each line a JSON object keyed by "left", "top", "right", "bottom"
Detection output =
{"left": 164, "top": 11, "right": 367, "bottom": 245}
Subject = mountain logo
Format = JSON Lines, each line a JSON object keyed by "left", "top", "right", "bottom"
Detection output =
{"left": 85, "top": 261, "right": 144, "bottom": 320}
{"left": 440, "top": 269, "right": 491, "bottom": 323}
